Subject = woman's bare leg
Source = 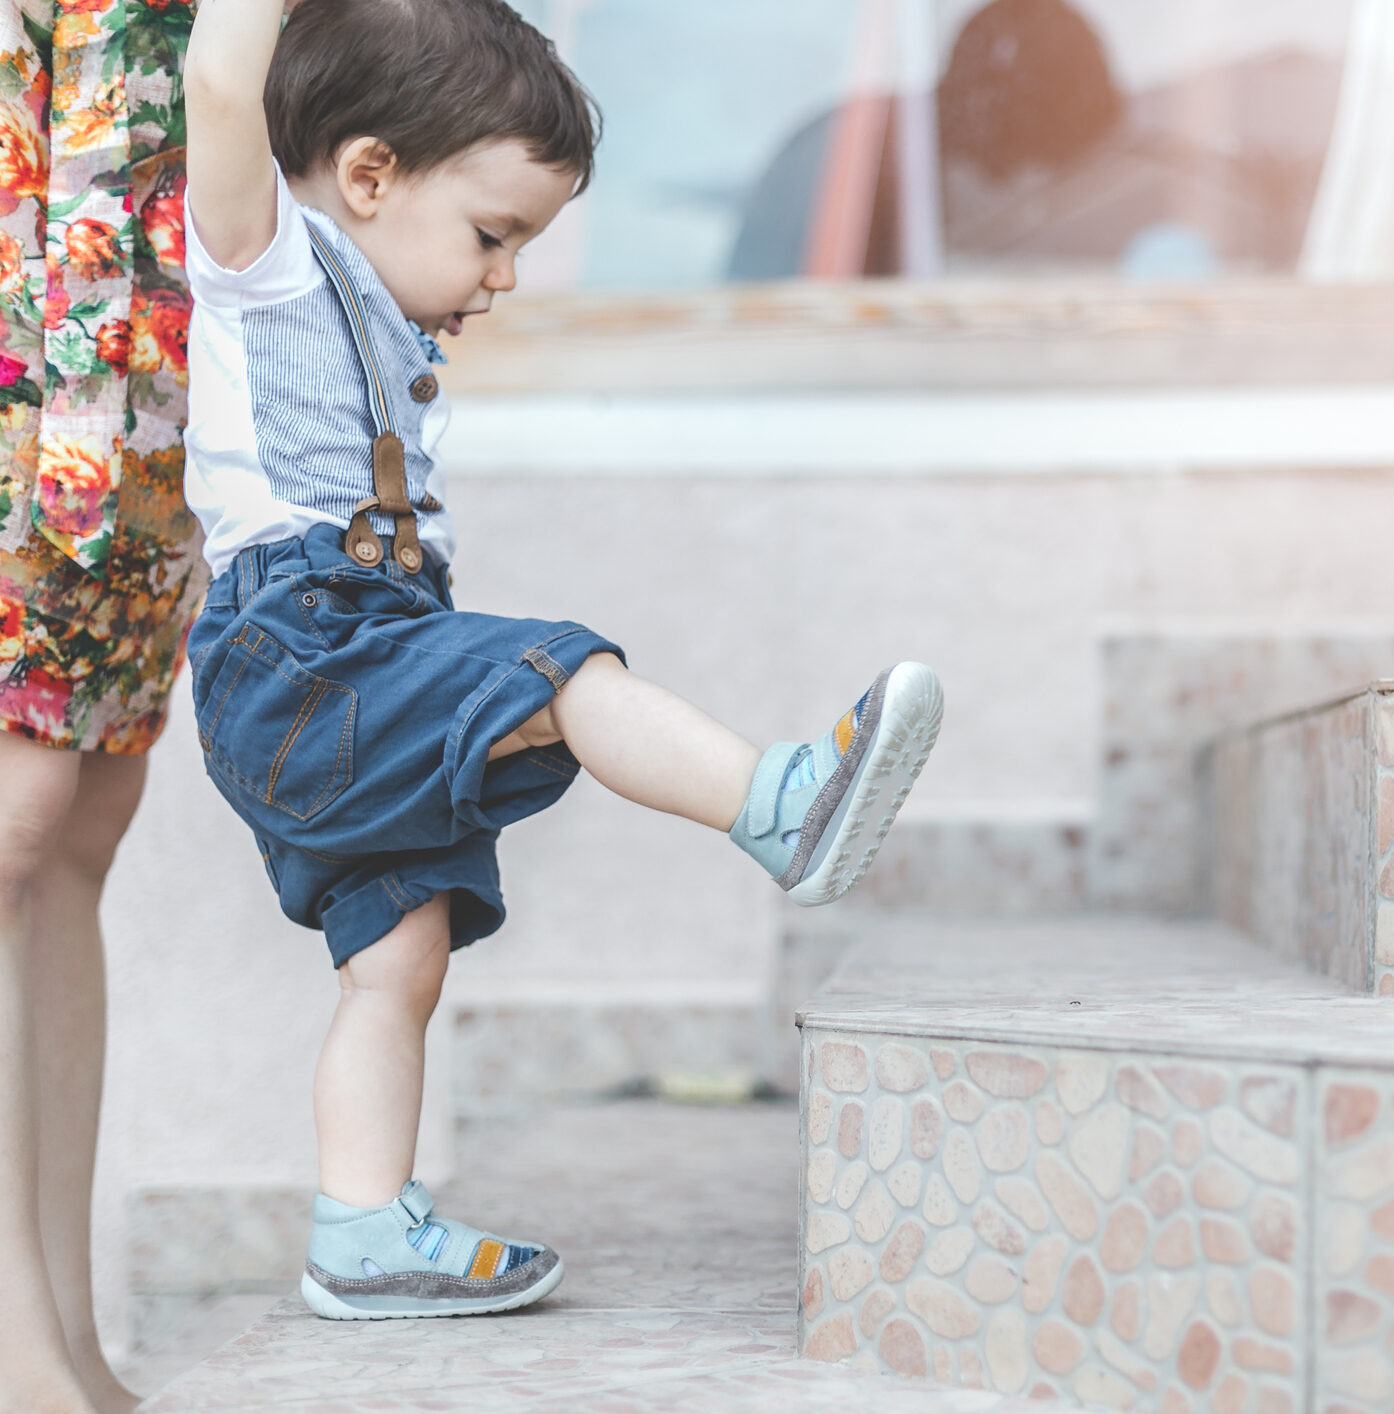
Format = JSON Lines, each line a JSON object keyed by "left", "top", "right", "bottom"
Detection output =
{"left": 0, "top": 732, "right": 94, "bottom": 1414}
{"left": 30, "top": 750, "right": 148, "bottom": 1414}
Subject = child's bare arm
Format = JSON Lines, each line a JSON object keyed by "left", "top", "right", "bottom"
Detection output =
{"left": 184, "top": 0, "right": 286, "bottom": 270}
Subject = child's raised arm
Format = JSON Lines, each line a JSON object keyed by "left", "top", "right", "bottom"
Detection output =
{"left": 184, "top": 0, "right": 287, "bottom": 271}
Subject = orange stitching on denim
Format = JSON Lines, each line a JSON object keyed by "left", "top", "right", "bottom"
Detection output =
{"left": 297, "top": 685, "right": 355, "bottom": 818}
{"left": 521, "top": 647, "right": 569, "bottom": 694}
{"left": 525, "top": 752, "right": 577, "bottom": 780}
{"left": 268, "top": 678, "right": 325, "bottom": 804}
{"left": 380, "top": 873, "right": 415, "bottom": 911}
{"left": 204, "top": 633, "right": 256, "bottom": 742}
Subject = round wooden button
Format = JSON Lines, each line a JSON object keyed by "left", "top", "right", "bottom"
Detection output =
{"left": 354, "top": 541, "right": 380, "bottom": 563}
{"left": 410, "top": 374, "right": 438, "bottom": 403}
{"left": 399, "top": 546, "right": 422, "bottom": 572}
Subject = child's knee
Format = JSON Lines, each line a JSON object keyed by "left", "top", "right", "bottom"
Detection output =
{"left": 338, "top": 895, "right": 450, "bottom": 1015}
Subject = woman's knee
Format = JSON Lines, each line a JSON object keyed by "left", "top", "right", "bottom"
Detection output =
{"left": 49, "top": 753, "right": 147, "bottom": 885}
{"left": 0, "top": 735, "right": 83, "bottom": 903}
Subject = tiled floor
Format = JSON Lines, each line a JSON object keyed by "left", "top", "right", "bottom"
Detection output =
{"left": 136, "top": 1100, "right": 1045, "bottom": 1412}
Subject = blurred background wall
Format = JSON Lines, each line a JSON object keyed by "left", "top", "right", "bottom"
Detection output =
{"left": 93, "top": 0, "right": 1394, "bottom": 1364}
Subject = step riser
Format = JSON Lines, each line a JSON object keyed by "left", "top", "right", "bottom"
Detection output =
{"left": 1204, "top": 684, "right": 1394, "bottom": 995}
{"left": 798, "top": 1027, "right": 1394, "bottom": 1411}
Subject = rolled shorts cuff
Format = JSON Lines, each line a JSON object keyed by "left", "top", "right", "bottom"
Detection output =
{"left": 318, "top": 850, "right": 507, "bottom": 969}
{"left": 449, "top": 625, "right": 625, "bottom": 831}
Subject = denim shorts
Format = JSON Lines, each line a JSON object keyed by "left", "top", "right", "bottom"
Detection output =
{"left": 186, "top": 523, "right": 624, "bottom": 967}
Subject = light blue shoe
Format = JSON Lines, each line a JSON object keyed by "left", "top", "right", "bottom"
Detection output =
{"left": 729, "top": 662, "right": 942, "bottom": 906}
{"left": 301, "top": 1179, "right": 563, "bottom": 1319}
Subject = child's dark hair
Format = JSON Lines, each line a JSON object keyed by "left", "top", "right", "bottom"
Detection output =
{"left": 265, "top": 0, "right": 600, "bottom": 192}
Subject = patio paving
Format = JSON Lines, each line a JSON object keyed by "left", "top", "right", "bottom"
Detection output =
{"left": 134, "top": 1099, "right": 1043, "bottom": 1412}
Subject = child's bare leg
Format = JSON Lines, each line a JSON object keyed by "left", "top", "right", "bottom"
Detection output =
{"left": 313, "top": 896, "right": 450, "bottom": 1206}
{"left": 496, "top": 651, "right": 944, "bottom": 908}
{"left": 303, "top": 894, "right": 564, "bottom": 1320}
{"left": 489, "top": 652, "right": 760, "bottom": 831}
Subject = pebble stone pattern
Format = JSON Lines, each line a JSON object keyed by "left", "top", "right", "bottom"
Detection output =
{"left": 1315, "top": 1068, "right": 1394, "bottom": 1414}
{"left": 139, "top": 1101, "right": 1051, "bottom": 1414}
{"left": 1208, "top": 684, "right": 1391, "bottom": 994}
{"left": 800, "top": 1030, "right": 1308, "bottom": 1412}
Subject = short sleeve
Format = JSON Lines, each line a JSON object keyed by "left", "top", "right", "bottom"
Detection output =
{"left": 184, "top": 163, "right": 322, "bottom": 309}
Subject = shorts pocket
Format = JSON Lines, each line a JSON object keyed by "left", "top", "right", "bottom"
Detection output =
{"left": 194, "top": 620, "right": 356, "bottom": 821}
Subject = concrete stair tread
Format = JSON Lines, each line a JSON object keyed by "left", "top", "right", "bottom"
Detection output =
{"left": 799, "top": 913, "right": 1394, "bottom": 1067}
{"left": 137, "top": 1101, "right": 1070, "bottom": 1413}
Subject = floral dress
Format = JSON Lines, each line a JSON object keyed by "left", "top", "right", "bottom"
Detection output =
{"left": 0, "top": 0, "right": 206, "bottom": 753}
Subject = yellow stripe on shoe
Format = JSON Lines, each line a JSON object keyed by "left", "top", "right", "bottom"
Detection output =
{"left": 468, "top": 1239, "right": 505, "bottom": 1279}
{"left": 834, "top": 708, "right": 856, "bottom": 757}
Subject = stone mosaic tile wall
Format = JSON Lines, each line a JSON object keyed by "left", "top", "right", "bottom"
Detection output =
{"left": 800, "top": 1031, "right": 1309, "bottom": 1411}
{"left": 1316, "top": 1068, "right": 1394, "bottom": 1413}
{"left": 1094, "top": 635, "right": 1394, "bottom": 914}
{"left": 1206, "top": 686, "right": 1389, "bottom": 995}
{"left": 1375, "top": 697, "right": 1394, "bottom": 998}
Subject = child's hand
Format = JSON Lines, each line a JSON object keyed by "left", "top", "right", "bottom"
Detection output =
{"left": 184, "top": 0, "right": 285, "bottom": 271}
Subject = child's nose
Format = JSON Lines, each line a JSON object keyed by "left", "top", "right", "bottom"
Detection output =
{"left": 484, "top": 256, "right": 517, "bottom": 293}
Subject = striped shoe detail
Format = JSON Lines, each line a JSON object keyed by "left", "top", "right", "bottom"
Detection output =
{"left": 499, "top": 1244, "right": 538, "bottom": 1273}
{"left": 406, "top": 1222, "right": 449, "bottom": 1263}
{"left": 468, "top": 1239, "right": 506, "bottom": 1279}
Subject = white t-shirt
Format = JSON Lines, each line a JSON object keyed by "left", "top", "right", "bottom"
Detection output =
{"left": 183, "top": 168, "right": 456, "bottom": 578}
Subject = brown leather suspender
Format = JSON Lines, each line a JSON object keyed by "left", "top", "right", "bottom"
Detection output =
{"left": 304, "top": 222, "right": 439, "bottom": 575}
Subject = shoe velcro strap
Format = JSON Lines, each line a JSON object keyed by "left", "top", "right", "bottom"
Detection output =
{"left": 743, "top": 742, "right": 803, "bottom": 839}
{"left": 394, "top": 1180, "right": 435, "bottom": 1227}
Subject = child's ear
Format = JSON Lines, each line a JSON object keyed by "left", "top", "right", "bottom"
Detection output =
{"left": 336, "top": 138, "right": 400, "bottom": 218}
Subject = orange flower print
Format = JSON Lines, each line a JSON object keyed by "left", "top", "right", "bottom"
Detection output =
{"left": 140, "top": 183, "right": 185, "bottom": 267}
{"left": 55, "top": 76, "right": 123, "bottom": 155}
{"left": 37, "top": 432, "right": 113, "bottom": 536}
{"left": 129, "top": 286, "right": 189, "bottom": 375}
{"left": 65, "top": 218, "right": 124, "bottom": 279}
{"left": 99, "top": 708, "right": 162, "bottom": 752}
{"left": 95, "top": 318, "right": 130, "bottom": 374}
{"left": 52, "top": 13, "right": 100, "bottom": 52}
{"left": 43, "top": 251, "right": 70, "bottom": 329}
{"left": 0, "top": 231, "right": 23, "bottom": 293}
{"left": 0, "top": 99, "right": 48, "bottom": 204}
{"left": 57, "top": 0, "right": 115, "bottom": 11}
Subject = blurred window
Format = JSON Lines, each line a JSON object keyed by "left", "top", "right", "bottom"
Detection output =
{"left": 516, "top": 0, "right": 1364, "bottom": 288}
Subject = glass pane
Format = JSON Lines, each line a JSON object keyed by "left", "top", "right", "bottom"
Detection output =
{"left": 516, "top": 0, "right": 1358, "bottom": 288}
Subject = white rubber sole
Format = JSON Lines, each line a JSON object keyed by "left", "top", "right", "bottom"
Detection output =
{"left": 300, "top": 1255, "right": 565, "bottom": 1320}
{"left": 786, "top": 662, "right": 943, "bottom": 908}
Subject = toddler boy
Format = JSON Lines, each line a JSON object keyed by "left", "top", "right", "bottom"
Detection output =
{"left": 182, "top": 0, "right": 943, "bottom": 1318}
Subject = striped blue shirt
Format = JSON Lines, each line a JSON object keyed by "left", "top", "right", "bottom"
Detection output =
{"left": 184, "top": 166, "right": 456, "bottom": 577}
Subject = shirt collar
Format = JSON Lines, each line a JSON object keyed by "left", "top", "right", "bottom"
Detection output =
{"left": 408, "top": 321, "right": 449, "bottom": 365}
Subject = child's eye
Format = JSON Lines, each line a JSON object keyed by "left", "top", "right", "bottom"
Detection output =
{"left": 475, "top": 228, "right": 503, "bottom": 251}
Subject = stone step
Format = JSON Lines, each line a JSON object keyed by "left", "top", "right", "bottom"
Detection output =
{"left": 135, "top": 1100, "right": 1069, "bottom": 1413}
{"left": 796, "top": 913, "right": 1394, "bottom": 1412}
{"left": 1203, "top": 680, "right": 1394, "bottom": 995}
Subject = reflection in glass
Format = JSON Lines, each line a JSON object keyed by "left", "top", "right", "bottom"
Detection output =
{"left": 518, "top": 0, "right": 1357, "bottom": 287}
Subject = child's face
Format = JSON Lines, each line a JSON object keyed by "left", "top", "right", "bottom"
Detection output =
{"left": 353, "top": 139, "right": 577, "bottom": 337}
